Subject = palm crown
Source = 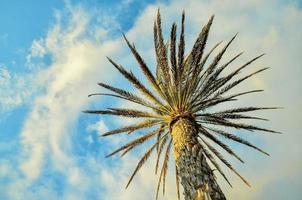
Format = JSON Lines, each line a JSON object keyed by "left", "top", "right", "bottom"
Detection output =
{"left": 85, "top": 10, "right": 279, "bottom": 199}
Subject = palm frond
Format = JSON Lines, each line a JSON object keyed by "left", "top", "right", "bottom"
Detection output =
{"left": 107, "top": 57, "right": 164, "bottom": 106}
{"left": 170, "top": 23, "right": 177, "bottom": 83}
{"left": 196, "top": 40, "right": 223, "bottom": 77}
{"left": 204, "top": 126, "right": 269, "bottom": 156}
{"left": 96, "top": 82, "right": 167, "bottom": 114}
{"left": 190, "top": 15, "right": 214, "bottom": 74}
{"left": 88, "top": 92, "right": 130, "bottom": 101}
{"left": 198, "top": 112, "right": 268, "bottom": 121}
{"left": 125, "top": 142, "right": 158, "bottom": 189}
{"left": 123, "top": 34, "right": 166, "bottom": 100}
{"left": 177, "top": 11, "right": 185, "bottom": 84}
{"left": 216, "top": 106, "right": 281, "bottom": 114}
{"left": 175, "top": 164, "right": 181, "bottom": 200}
{"left": 181, "top": 16, "right": 214, "bottom": 106}
{"left": 215, "top": 67, "right": 269, "bottom": 97}
{"left": 200, "top": 137, "right": 251, "bottom": 186}
{"left": 205, "top": 51, "right": 244, "bottom": 87}
{"left": 193, "top": 90, "right": 264, "bottom": 112}
{"left": 106, "top": 126, "right": 165, "bottom": 158}
{"left": 155, "top": 9, "right": 171, "bottom": 87}
{"left": 201, "top": 33, "right": 238, "bottom": 81}
{"left": 156, "top": 139, "right": 172, "bottom": 199}
{"left": 194, "top": 34, "right": 238, "bottom": 98}
{"left": 198, "top": 53, "right": 265, "bottom": 103}
{"left": 156, "top": 125, "right": 165, "bottom": 151}
{"left": 211, "top": 54, "right": 265, "bottom": 94}
{"left": 199, "top": 116, "right": 280, "bottom": 133}
{"left": 83, "top": 108, "right": 161, "bottom": 119}
{"left": 162, "top": 139, "right": 172, "bottom": 195}
{"left": 155, "top": 134, "right": 169, "bottom": 174}
{"left": 199, "top": 126, "right": 244, "bottom": 163}
{"left": 102, "top": 119, "right": 161, "bottom": 137}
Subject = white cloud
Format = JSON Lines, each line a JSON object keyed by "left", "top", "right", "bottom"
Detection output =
{"left": 18, "top": 5, "right": 119, "bottom": 182}
{"left": 87, "top": 119, "right": 109, "bottom": 135}
{"left": 2, "top": 4, "right": 120, "bottom": 199}
{"left": 0, "top": 65, "right": 45, "bottom": 114}
{"left": 28, "top": 39, "right": 47, "bottom": 59}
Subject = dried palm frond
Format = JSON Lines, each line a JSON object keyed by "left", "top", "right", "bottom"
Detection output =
{"left": 204, "top": 126, "right": 269, "bottom": 156}
{"left": 85, "top": 9, "right": 279, "bottom": 199}
{"left": 199, "top": 126, "right": 244, "bottom": 163}
{"left": 177, "top": 11, "right": 185, "bottom": 84}
{"left": 155, "top": 133, "right": 169, "bottom": 174}
{"left": 105, "top": 126, "right": 166, "bottom": 158}
{"left": 102, "top": 119, "right": 161, "bottom": 137}
{"left": 156, "top": 139, "right": 172, "bottom": 200}
{"left": 200, "top": 137, "right": 251, "bottom": 187}
{"left": 84, "top": 108, "right": 162, "bottom": 119}
{"left": 162, "top": 139, "right": 172, "bottom": 195}
{"left": 175, "top": 164, "right": 181, "bottom": 200}
{"left": 126, "top": 138, "right": 163, "bottom": 188}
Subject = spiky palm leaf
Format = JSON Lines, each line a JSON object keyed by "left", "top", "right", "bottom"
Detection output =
{"left": 85, "top": 9, "right": 279, "bottom": 199}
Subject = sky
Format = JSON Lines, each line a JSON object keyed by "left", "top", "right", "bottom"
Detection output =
{"left": 0, "top": 0, "right": 301, "bottom": 199}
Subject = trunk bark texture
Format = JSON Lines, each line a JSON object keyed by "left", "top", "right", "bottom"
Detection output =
{"left": 171, "top": 116, "right": 226, "bottom": 200}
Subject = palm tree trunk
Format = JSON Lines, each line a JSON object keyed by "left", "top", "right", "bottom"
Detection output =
{"left": 171, "top": 116, "right": 226, "bottom": 200}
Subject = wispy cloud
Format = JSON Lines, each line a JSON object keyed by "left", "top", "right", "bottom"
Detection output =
{"left": 19, "top": 3, "right": 118, "bottom": 181}
{"left": 0, "top": 3, "right": 122, "bottom": 199}
{"left": 0, "top": 65, "right": 44, "bottom": 115}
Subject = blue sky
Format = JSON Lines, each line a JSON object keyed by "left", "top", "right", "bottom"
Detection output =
{"left": 0, "top": 0, "right": 301, "bottom": 199}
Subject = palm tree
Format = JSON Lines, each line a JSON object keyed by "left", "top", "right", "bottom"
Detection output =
{"left": 85, "top": 10, "right": 279, "bottom": 200}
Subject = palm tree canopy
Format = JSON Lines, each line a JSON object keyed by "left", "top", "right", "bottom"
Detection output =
{"left": 84, "top": 9, "right": 280, "bottom": 199}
